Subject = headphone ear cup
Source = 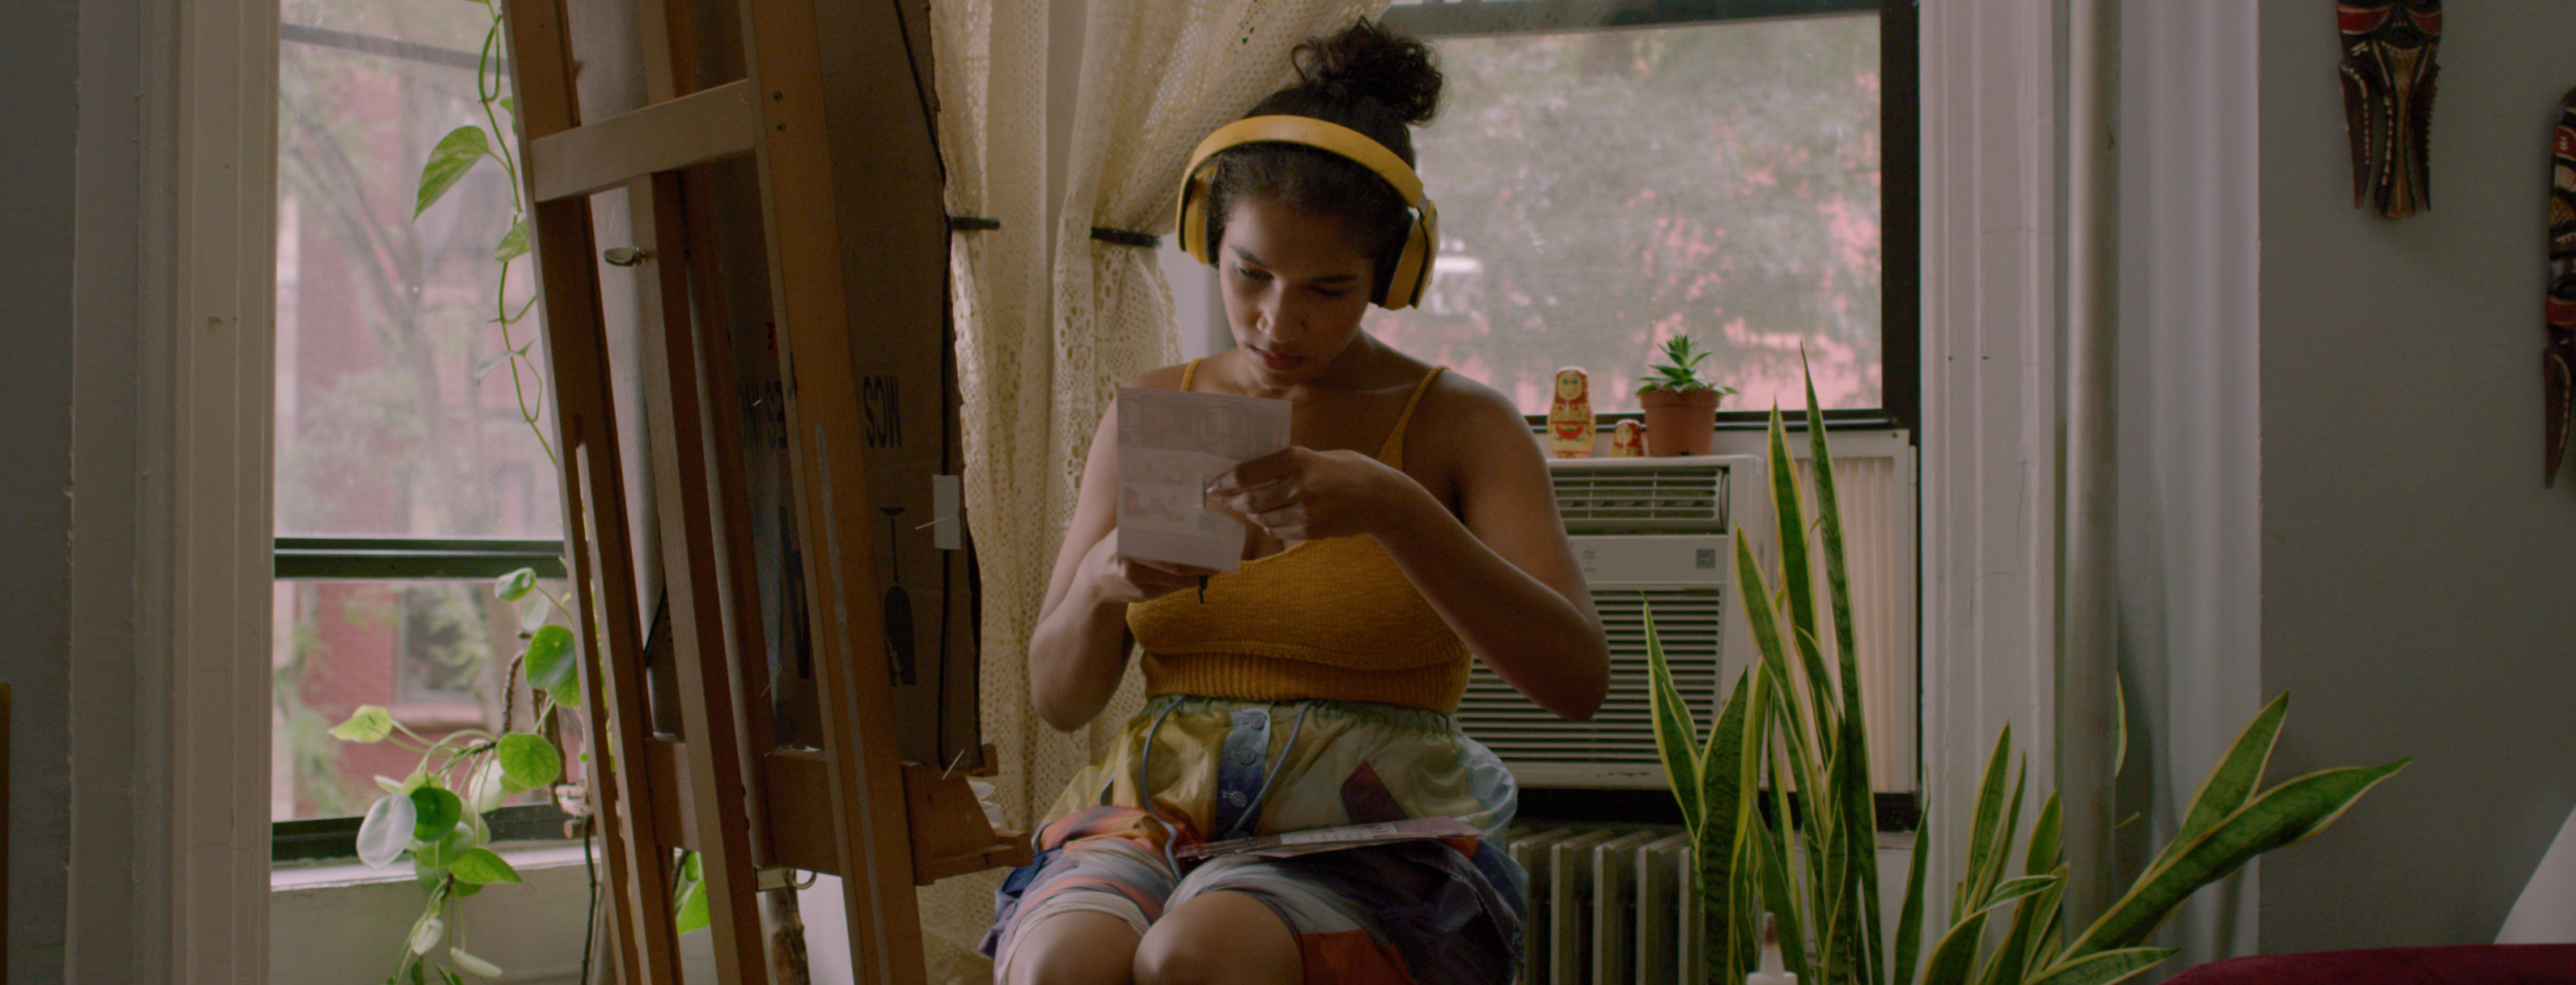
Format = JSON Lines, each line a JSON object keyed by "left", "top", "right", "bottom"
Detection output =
{"left": 1382, "top": 200, "right": 1436, "bottom": 310}
{"left": 1176, "top": 172, "right": 1213, "bottom": 265}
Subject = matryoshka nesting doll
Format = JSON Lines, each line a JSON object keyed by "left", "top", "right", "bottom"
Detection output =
{"left": 1548, "top": 367, "right": 1595, "bottom": 458}
{"left": 1611, "top": 419, "right": 1647, "bottom": 457}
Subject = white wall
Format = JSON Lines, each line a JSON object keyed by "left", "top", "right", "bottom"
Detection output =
{"left": 2256, "top": 0, "right": 2576, "bottom": 950}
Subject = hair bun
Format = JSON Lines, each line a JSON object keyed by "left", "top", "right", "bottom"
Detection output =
{"left": 1292, "top": 19, "right": 1442, "bottom": 126}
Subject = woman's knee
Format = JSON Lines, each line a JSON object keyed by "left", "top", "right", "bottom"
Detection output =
{"left": 1131, "top": 892, "right": 1300, "bottom": 985}
{"left": 1002, "top": 911, "right": 1142, "bottom": 985}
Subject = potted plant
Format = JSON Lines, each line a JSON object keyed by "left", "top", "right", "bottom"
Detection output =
{"left": 1642, "top": 358, "right": 2408, "bottom": 985}
{"left": 1636, "top": 334, "right": 1737, "bottom": 456}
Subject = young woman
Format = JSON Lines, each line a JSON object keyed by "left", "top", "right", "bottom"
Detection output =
{"left": 985, "top": 21, "right": 1610, "bottom": 985}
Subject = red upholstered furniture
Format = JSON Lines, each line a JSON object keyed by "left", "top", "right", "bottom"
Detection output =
{"left": 2159, "top": 945, "right": 2576, "bottom": 985}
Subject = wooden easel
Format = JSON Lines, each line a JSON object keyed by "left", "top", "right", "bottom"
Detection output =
{"left": 498, "top": 0, "right": 1024, "bottom": 979}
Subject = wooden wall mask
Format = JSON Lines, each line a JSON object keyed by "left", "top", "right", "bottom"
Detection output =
{"left": 2546, "top": 87, "right": 2576, "bottom": 486}
{"left": 2338, "top": 0, "right": 2443, "bottom": 219}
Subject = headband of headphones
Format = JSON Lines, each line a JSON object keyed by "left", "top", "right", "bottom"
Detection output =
{"left": 1173, "top": 115, "right": 1438, "bottom": 309}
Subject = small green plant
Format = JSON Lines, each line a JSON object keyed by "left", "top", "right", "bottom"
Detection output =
{"left": 1638, "top": 334, "right": 1741, "bottom": 396}
{"left": 330, "top": 565, "right": 581, "bottom": 983}
{"left": 1644, "top": 355, "right": 2407, "bottom": 985}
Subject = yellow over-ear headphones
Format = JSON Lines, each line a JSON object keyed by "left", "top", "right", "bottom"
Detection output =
{"left": 1174, "top": 115, "right": 1440, "bottom": 310}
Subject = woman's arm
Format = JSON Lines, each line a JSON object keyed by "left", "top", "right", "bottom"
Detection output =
{"left": 1378, "top": 386, "right": 1608, "bottom": 720}
{"left": 1208, "top": 384, "right": 1609, "bottom": 720}
{"left": 1027, "top": 398, "right": 1210, "bottom": 732}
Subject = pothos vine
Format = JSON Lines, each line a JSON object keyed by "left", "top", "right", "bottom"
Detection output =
{"left": 328, "top": 1, "right": 705, "bottom": 981}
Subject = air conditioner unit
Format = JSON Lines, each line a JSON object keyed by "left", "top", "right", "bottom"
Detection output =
{"left": 1454, "top": 455, "right": 1769, "bottom": 789}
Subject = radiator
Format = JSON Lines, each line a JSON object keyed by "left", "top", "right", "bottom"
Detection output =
{"left": 1509, "top": 822, "right": 1701, "bottom": 985}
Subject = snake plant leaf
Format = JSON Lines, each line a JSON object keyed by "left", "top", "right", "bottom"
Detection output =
{"left": 1982, "top": 872, "right": 2061, "bottom": 910}
{"left": 1764, "top": 405, "right": 1823, "bottom": 689}
{"left": 358, "top": 792, "right": 418, "bottom": 868}
{"left": 2066, "top": 758, "right": 2409, "bottom": 957}
{"left": 2114, "top": 675, "right": 2130, "bottom": 779}
{"left": 1895, "top": 810, "right": 1930, "bottom": 985}
{"left": 447, "top": 847, "right": 523, "bottom": 885}
{"left": 1734, "top": 537, "right": 1800, "bottom": 703}
{"left": 1960, "top": 728, "right": 2015, "bottom": 911}
{"left": 496, "top": 732, "right": 561, "bottom": 792}
{"left": 1802, "top": 350, "right": 1864, "bottom": 728}
{"left": 1696, "top": 668, "right": 1754, "bottom": 961}
{"left": 1991, "top": 872, "right": 2067, "bottom": 985}
{"left": 330, "top": 705, "right": 396, "bottom": 743}
{"left": 1645, "top": 600, "right": 1702, "bottom": 836}
{"left": 2146, "top": 692, "right": 2290, "bottom": 878}
{"left": 1982, "top": 759, "right": 2029, "bottom": 907}
{"left": 409, "top": 785, "right": 464, "bottom": 842}
{"left": 2027, "top": 792, "right": 2065, "bottom": 876}
{"left": 1918, "top": 908, "right": 1990, "bottom": 985}
{"left": 523, "top": 623, "right": 577, "bottom": 694}
{"left": 2023, "top": 946, "right": 2177, "bottom": 985}
{"left": 1837, "top": 694, "right": 1884, "bottom": 985}
{"left": 1753, "top": 813, "right": 1811, "bottom": 981}
{"left": 415, "top": 125, "right": 491, "bottom": 219}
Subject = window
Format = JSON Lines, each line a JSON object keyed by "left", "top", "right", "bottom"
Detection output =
{"left": 271, "top": 0, "right": 575, "bottom": 850}
{"left": 1379, "top": 0, "right": 1913, "bottom": 424}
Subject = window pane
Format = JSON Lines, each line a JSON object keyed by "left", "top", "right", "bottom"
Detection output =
{"left": 1372, "top": 14, "right": 1882, "bottom": 415}
{"left": 271, "top": 578, "right": 578, "bottom": 821}
{"left": 275, "top": 0, "right": 559, "bottom": 538}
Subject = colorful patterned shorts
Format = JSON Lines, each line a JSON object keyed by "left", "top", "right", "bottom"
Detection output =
{"left": 981, "top": 694, "right": 1527, "bottom": 984}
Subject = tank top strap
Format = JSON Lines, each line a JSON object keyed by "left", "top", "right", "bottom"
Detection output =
{"left": 1180, "top": 358, "right": 1204, "bottom": 390}
{"left": 1375, "top": 366, "right": 1446, "bottom": 465}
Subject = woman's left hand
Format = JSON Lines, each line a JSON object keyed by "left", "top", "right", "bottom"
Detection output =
{"left": 1205, "top": 447, "right": 1418, "bottom": 543}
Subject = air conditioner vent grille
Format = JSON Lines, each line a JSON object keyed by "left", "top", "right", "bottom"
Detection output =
{"left": 1549, "top": 465, "right": 1727, "bottom": 533}
{"left": 1457, "top": 587, "right": 1725, "bottom": 770}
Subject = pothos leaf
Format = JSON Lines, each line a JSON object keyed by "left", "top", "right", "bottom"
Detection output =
{"left": 523, "top": 623, "right": 577, "bottom": 694}
{"left": 330, "top": 705, "right": 395, "bottom": 743}
{"left": 450, "top": 946, "right": 504, "bottom": 979}
{"left": 448, "top": 847, "right": 523, "bottom": 885}
{"left": 358, "top": 792, "right": 417, "bottom": 868}
{"left": 493, "top": 220, "right": 530, "bottom": 263}
{"left": 493, "top": 567, "right": 537, "bottom": 602}
{"left": 497, "top": 732, "right": 562, "bottom": 792}
{"left": 415, "top": 125, "right": 492, "bottom": 219}
{"left": 472, "top": 350, "right": 518, "bottom": 385}
{"left": 409, "top": 785, "right": 464, "bottom": 841}
{"left": 674, "top": 853, "right": 710, "bottom": 935}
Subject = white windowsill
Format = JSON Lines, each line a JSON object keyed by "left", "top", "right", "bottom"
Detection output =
{"left": 269, "top": 841, "right": 594, "bottom": 890}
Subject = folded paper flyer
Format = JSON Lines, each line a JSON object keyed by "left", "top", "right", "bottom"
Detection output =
{"left": 1115, "top": 386, "right": 1291, "bottom": 572}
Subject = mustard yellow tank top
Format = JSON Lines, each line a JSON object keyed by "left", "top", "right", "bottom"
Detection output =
{"left": 1127, "top": 362, "right": 1472, "bottom": 713}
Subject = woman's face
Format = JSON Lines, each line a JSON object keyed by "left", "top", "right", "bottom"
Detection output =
{"left": 1218, "top": 196, "right": 1376, "bottom": 388}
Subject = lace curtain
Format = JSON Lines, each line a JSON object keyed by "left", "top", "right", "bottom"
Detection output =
{"left": 926, "top": 0, "right": 1385, "bottom": 978}
{"left": 922, "top": 0, "right": 1053, "bottom": 978}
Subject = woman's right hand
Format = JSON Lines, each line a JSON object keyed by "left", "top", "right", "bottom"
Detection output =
{"left": 1079, "top": 529, "right": 1215, "bottom": 606}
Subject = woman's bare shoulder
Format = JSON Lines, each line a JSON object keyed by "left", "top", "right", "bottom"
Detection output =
{"left": 1418, "top": 368, "right": 1531, "bottom": 432}
{"left": 1125, "top": 363, "right": 1194, "bottom": 392}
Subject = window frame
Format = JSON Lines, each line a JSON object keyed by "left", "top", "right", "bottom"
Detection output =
{"left": 269, "top": 14, "right": 574, "bottom": 859}
{"left": 1381, "top": 0, "right": 1919, "bottom": 435}
{"left": 270, "top": 536, "right": 578, "bottom": 860}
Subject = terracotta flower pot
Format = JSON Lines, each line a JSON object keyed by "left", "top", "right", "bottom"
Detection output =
{"left": 1638, "top": 388, "right": 1722, "bottom": 456}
